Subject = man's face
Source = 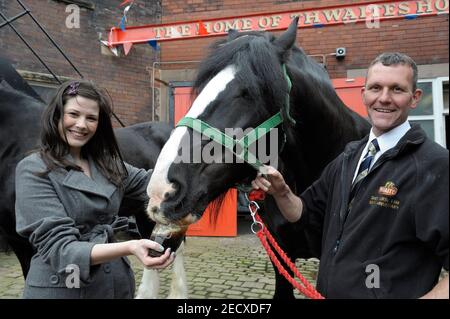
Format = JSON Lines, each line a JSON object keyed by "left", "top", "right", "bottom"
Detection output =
{"left": 362, "top": 63, "right": 422, "bottom": 136}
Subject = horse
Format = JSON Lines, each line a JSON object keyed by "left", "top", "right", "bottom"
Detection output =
{"left": 145, "top": 17, "right": 371, "bottom": 299}
{"left": 0, "top": 63, "right": 186, "bottom": 298}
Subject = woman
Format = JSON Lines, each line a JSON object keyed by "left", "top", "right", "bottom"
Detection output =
{"left": 15, "top": 80, "right": 174, "bottom": 298}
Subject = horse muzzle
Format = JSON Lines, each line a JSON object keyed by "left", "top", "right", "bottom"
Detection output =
{"left": 148, "top": 222, "right": 187, "bottom": 257}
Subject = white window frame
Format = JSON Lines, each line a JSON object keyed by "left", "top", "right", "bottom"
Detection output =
{"left": 409, "top": 77, "right": 448, "bottom": 148}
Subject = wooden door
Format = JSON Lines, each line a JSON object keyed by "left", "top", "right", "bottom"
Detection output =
{"left": 172, "top": 86, "right": 237, "bottom": 237}
{"left": 332, "top": 77, "right": 368, "bottom": 117}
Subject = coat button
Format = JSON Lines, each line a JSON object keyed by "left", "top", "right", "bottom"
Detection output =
{"left": 103, "top": 263, "right": 111, "bottom": 273}
{"left": 50, "top": 275, "right": 60, "bottom": 284}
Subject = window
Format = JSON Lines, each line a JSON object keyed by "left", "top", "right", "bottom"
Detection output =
{"left": 52, "top": 0, "right": 94, "bottom": 10}
{"left": 18, "top": 70, "right": 73, "bottom": 104}
{"left": 408, "top": 77, "right": 448, "bottom": 147}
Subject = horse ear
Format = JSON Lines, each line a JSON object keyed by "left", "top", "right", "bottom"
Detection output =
{"left": 274, "top": 17, "right": 299, "bottom": 52}
{"left": 227, "top": 29, "right": 239, "bottom": 41}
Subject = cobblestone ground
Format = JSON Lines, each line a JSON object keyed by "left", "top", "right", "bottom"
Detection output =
{"left": 0, "top": 252, "right": 24, "bottom": 299}
{"left": 0, "top": 219, "right": 320, "bottom": 299}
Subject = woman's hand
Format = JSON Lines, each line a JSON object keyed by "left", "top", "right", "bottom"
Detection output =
{"left": 129, "top": 239, "right": 175, "bottom": 269}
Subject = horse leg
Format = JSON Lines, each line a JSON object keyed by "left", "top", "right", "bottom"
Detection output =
{"left": 167, "top": 241, "right": 188, "bottom": 299}
{"left": 269, "top": 247, "right": 296, "bottom": 299}
{"left": 272, "top": 264, "right": 296, "bottom": 299}
{"left": 135, "top": 268, "right": 160, "bottom": 299}
{"left": 135, "top": 242, "right": 187, "bottom": 299}
{"left": 128, "top": 206, "right": 161, "bottom": 298}
{"left": 9, "top": 237, "right": 33, "bottom": 278}
{"left": 0, "top": 215, "right": 33, "bottom": 278}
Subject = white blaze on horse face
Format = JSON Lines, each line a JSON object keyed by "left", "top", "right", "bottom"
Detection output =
{"left": 147, "top": 65, "right": 236, "bottom": 222}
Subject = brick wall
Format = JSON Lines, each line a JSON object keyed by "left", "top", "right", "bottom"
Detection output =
{"left": 159, "top": 0, "right": 449, "bottom": 78}
{"left": 0, "top": 0, "right": 162, "bottom": 125}
{"left": 1, "top": 1, "right": 447, "bottom": 123}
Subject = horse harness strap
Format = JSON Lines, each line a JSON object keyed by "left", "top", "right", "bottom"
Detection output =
{"left": 281, "top": 64, "right": 296, "bottom": 126}
{"left": 176, "top": 113, "right": 283, "bottom": 170}
{"left": 176, "top": 64, "right": 293, "bottom": 171}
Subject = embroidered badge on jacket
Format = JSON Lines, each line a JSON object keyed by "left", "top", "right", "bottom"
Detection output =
{"left": 378, "top": 181, "right": 398, "bottom": 197}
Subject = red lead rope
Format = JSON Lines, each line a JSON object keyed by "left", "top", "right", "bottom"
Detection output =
{"left": 248, "top": 191, "right": 324, "bottom": 299}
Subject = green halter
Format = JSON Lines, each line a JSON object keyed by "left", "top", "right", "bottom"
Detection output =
{"left": 176, "top": 64, "right": 294, "bottom": 171}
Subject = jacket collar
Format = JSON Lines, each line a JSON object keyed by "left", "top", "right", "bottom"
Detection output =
{"left": 59, "top": 154, "right": 117, "bottom": 199}
{"left": 344, "top": 123, "right": 426, "bottom": 158}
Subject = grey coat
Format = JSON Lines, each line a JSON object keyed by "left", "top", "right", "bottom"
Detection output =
{"left": 15, "top": 153, "right": 151, "bottom": 299}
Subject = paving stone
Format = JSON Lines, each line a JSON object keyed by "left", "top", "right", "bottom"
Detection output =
{"left": 205, "top": 278, "right": 226, "bottom": 285}
{"left": 222, "top": 289, "right": 242, "bottom": 295}
{"left": 224, "top": 280, "right": 243, "bottom": 287}
{"left": 192, "top": 289, "right": 208, "bottom": 295}
{"left": 242, "top": 291, "right": 260, "bottom": 298}
{"left": 241, "top": 281, "right": 266, "bottom": 289}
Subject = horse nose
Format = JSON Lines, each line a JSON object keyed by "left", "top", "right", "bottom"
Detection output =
{"left": 164, "top": 191, "right": 172, "bottom": 200}
{"left": 165, "top": 179, "right": 187, "bottom": 205}
{"left": 150, "top": 206, "right": 159, "bottom": 214}
{"left": 147, "top": 179, "right": 176, "bottom": 211}
{"left": 164, "top": 184, "right": 184, "bottom": 203}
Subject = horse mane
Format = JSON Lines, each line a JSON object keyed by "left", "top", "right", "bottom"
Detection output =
{"left": 194, "top": 32, "right": 289, "bottom": 119}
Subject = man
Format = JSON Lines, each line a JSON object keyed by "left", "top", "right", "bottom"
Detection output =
{"left": 252, "top": 52, "right": 449, "bottom": 299}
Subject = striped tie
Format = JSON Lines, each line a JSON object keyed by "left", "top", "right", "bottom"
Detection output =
{"left": 353, "top": 139, "right": 380, "bottom": 186}
{"left": 348, "top": 139, "right": 380, "bottom": 205}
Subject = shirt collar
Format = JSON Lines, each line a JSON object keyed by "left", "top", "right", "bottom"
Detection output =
{"left": 368, "top": 121, "right": 411, "bottom": 154}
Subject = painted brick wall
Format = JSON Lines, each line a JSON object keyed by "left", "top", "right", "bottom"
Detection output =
{"left": 160, "top": 0, "right": 449, "bottom": 78}
{"left": 0, "top": 0, "right": 162, "bottom": 125}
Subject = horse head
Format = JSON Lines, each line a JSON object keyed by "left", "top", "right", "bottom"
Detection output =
{"left": 147, "top": 18, "right": 303, "bottom": 226}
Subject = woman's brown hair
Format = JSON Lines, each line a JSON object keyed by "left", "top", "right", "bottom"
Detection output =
{"left": 39, "top": 80, "right": 127, "bottom": 187}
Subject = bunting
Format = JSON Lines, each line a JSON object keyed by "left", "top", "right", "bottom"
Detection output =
{"left": 123, "top": 42, "right": 133, "bottom": 55}
{"left": 119, "top": 0, "right": 134, "bottom": 7}
{"left": 404, "top": 14, "right": 418, "bottom": 19}
{"left": 148, "top": 39, "right": 159, "bottom": 51}
{"left": 119, "top": 1, "right": 133, "bottom": 31}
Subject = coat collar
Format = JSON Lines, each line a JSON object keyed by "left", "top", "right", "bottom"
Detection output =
{"left": 344, "top": 123, "right": 426, "bottom": 158}
{"left": 59, "top": 154, "right": 117, "bottom": 199}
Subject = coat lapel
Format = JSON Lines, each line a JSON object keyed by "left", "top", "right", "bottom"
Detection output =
{"left": 60, "top": 154, "right": 117, "bottom": 199}
{"left": 88, "top": 156, "right": 117, "bottom": 198}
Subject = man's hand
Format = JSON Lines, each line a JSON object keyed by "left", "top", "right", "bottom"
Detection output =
{"left": 251, "top": 166, "right": 290, "bottom": 197}
{"left": 251, "top": 165, "right": 303, "bottom": 223}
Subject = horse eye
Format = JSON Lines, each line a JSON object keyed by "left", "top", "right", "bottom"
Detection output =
{"left": 240, "top": 89, "right": 250, "bottom": 99}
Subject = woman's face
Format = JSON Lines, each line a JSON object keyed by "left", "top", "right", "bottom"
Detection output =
{"left": 58, "top": 96, "right": 100, "bottom": 154}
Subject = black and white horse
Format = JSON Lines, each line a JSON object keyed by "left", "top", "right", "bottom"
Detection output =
{"left": 0, "top": 62, "right": 186, "bottom": 298}
{"left": 145, "top": 18, "right": 371, "bottom": 299}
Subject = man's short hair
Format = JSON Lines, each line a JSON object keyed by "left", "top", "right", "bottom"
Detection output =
{"left": 368, "top": 52, "right": 418, "bottom": 91}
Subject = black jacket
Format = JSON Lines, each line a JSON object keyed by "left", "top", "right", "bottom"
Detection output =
{"left": 299, "top": 125, "right": 449, "bottom": 298}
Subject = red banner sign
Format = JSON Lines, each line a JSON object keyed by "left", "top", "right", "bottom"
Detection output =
{"left": 108, "top": 0, "right": 448, "bottom": 47}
